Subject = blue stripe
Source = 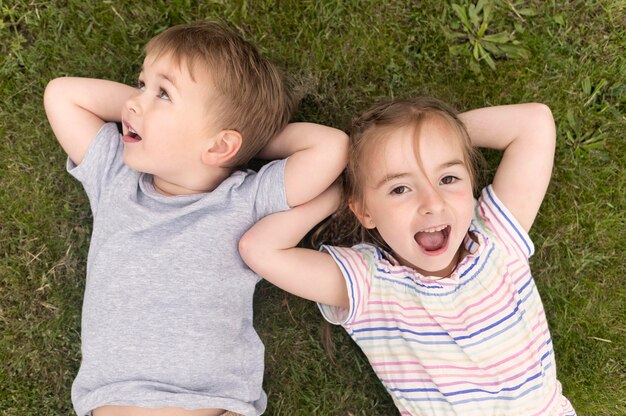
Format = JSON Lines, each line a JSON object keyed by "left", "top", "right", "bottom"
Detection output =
{"left": 354, "top": 334, "right": 457, "bottom": 345}
{"left": 351, "top": 297, "right": 526, "bottom": 343}
{"left": 325, "top": 247, "right": 357, "bottom": 322}
{"left": 390, "top": 369, "right": 544, "bottom": 396}
{"left": 371, "top": 245, "right": 494, "bottom": 297}
{"left": 353, "top": 326, "right": 448, "bottom": 337}
{"left": 485, "top": 186, "right": 531, "bottom": 256}
{"left": 461, "top": 308, "right": 526, "bottom": 348}
{"left": 395, "top": 380, "right": 545, "bottom": 404}
{"left": 453, "top": 301, "right": 523, "bottom": 341}
{"left": 517, "top": 272, "right": 534, "bottom": 294}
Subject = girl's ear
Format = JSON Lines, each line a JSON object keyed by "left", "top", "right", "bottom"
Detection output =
{"left": 201, "top": 130, "right": 243, "bottom": 167}
{"left": 349, "top": 198, "right": 375, "bottom": 229}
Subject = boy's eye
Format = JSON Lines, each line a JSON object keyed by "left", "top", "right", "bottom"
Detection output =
{"left": 441, "top": 176, "right": 458, "bottom": 185}
{"left": 158, "top": 88, "right": 170, "bottom": 100}
{"left": 137, "top": 80, "right": 145, "bottom": 90}
{"left": 390, "top": 185, "right": 409, "bottom": 195}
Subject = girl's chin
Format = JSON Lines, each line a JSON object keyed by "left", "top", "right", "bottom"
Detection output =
{"left": 403, "top": 247, "right": 464, "bottom": 278}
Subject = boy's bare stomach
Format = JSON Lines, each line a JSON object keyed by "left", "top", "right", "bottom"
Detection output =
{"left": 93, "top": 406, "right": 231, "bottom": 416}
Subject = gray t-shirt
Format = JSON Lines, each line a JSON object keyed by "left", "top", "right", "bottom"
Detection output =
{"left": 68, "top": 123, "right": 288, "bottom": 416}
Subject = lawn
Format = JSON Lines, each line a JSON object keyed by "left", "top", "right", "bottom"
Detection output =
{"left": 1, "top": 0, "right": 624, "bottom": 415}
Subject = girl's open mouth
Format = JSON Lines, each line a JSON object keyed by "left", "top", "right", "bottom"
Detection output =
{"left": 414, "top": 225, "right": 450, "bottom": 254}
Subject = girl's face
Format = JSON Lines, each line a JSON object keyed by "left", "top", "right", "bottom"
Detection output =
{"left": 351, "top": 119, "right": 475, "bottom": 278}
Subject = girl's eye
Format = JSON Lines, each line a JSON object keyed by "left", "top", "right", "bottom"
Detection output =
{"left": 391, "top": 185, "right": 409, "bottom": 195}
{"left": 441, "top": 176, "right": 458, "bottom": 185}
{"left": 137, "top": 80, "right": 145, "bottom": 90}
{"left": 158, "top": 88, "right": 170, "bottom": 100}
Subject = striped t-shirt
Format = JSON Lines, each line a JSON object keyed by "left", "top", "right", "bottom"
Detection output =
{"left": 318, "top": 186, "right": 575, "bottom": 416}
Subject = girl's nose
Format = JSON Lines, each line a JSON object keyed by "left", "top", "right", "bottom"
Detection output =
{"left": 418, "top": 184, "right": 444, "bottom": 215}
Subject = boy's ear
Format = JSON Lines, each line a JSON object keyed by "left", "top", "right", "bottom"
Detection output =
{"left": 201, "top": 130, "right": 242, "bottom": 167}
{"left": 348, "top": 198, "right": 375, "bottom": 229}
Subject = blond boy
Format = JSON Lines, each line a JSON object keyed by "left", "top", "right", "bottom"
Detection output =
{"left": 44, "top": 21, "right": 347, "bottom": 416}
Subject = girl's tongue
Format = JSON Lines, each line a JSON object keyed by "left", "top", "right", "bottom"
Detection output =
{"left": 415, "top": 226, "right": 449, "bottom": 251}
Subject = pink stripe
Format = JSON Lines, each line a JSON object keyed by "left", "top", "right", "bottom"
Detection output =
{"left": 336, "top": 248, "right": 366, "bottom": 322}
{"left": 363, "top": 272, "right": 510, "bottom": 323}
{"left": 354, "top": 279, "right": 518, "bottom": 330}
{"left": 361, "top": 275, "right": 508, "bottom": 324}
{"left": 371, "top": 326, "right": 548, "bottom": 374}
{"left": 368, "top": 300, "right": 427, "bottom": 311}
{"left": 529, "top": 383, "right": 557, "bottom": 416}
{"left": 482, "top": 200, "right": 527, "bottom": 259}
{"left": 446, "top": 274, "right": 520, "bottom": 332}
{"left": 382, "top": 358, "right": 544, "bottom": 387}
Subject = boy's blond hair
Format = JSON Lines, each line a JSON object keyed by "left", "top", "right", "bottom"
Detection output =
{"left": 145, "top": 21, "right": 293, "bottom": 168}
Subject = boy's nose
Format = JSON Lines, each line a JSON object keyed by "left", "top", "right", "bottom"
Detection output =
{"left": 125, "top": 93, "right": 142, "bottom": 114}
{"left": 418, "top": 184, "right": 444, "bottom": 215}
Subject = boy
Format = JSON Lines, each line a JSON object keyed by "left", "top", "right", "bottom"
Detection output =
{"left": 44, "top": 21, "right": 348, "bottom": 416}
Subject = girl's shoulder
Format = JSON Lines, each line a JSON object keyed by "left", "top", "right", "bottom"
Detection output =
{"left": 473, "top": 185, "right": 535, "bottom": 259}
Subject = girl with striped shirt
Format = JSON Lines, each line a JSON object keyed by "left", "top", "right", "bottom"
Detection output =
{"left": 240, "top": 98, "right": 575, "bottom": 415}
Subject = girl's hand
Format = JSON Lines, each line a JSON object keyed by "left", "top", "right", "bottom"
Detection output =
{"left": 239, "top": 183, "right": 349, "bottom": 308}
{"left": 460, "top": 103, "right": 556, "bottom": 231}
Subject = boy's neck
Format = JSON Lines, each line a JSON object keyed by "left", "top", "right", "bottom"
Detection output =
{"left": 152, "top": 168, "right": 233, "bottom": 196}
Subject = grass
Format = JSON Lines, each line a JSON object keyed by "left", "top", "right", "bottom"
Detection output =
{"left": 1, "top": 0, "right": 624, "bottom": 414}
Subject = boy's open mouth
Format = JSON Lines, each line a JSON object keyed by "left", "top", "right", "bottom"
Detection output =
{"left": 123, "top": 126, "right": 142, "bottom": 143}
{"left": 414, "top": 225, "right": 450, "bottom": 252}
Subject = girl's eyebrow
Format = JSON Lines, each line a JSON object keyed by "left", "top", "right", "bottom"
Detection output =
{"left": 374, "top": 159, "right": 465, "bottom": 189}
{"left": 441, "top": 159, "right": 465, "bottom": 169}
{"left": 375, "top": 173, "right": 409, "bottom": 189}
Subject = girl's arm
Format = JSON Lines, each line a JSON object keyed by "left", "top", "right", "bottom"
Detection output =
{"left": 459, "top": 103, "right": 556, "bottom": 232}
{"left": 239, "top": 184, "right": 349, "bottom": 308}
{"left": 257, "top": 122, "right": 349, "bottom": 208}
{"left": 44, "top": 77, "right": 137, "bottom": 165}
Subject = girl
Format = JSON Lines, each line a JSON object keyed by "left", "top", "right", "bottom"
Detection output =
{"left": 239, "top": 98, "right": 575, "bottom": 415}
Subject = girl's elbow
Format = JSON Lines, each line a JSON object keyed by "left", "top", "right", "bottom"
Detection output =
{"left": 238, "top": 231, "right": 261, "bottom": 266}
{"left": 530, "top": 103, "right": 556, "bottom": 150}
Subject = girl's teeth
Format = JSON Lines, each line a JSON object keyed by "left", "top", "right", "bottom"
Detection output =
{"left": 422, "top": 225, "right": 447, "bottom": 233}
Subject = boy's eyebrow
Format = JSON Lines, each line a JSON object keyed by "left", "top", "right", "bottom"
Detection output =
{"left": 138, "top": 66, "right": 179, "bottom": 87}
{"left": 374, "top": 159, "right": 465, "bottom": 189}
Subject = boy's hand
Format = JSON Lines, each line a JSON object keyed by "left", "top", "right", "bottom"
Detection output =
{"left": 44, "top": 77, "right": 137, "bottom": 165}
{"left": 258, "top": 122, "right": 348, "bottom": 208}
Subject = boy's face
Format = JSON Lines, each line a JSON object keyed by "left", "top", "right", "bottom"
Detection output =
{"left": 354, "top": 120, "right": 475, "bottom": 278}
{"left": 121, "top": 52, "right": 221, "bottom": 193}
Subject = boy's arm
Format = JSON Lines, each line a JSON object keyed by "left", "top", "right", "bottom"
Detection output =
{"left": 459, "top": 103, "right": 556, "bottom": 232}
{"left": 44, "top": 77, "right": 137, "bottom": 165}
{"left": 239, "top": 184, "right": 349, "bottom": 308}
{"left": 258, "top": 122, "right": 349, "bottom": 208}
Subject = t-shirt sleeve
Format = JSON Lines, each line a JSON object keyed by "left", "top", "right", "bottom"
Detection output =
{"left": 316, "top": 244, "right": 377, "bottom": 326}
{"left": 249, "top": 158, "right": 289, "bottom": 220}
{"left": 66, "top": 122, "right": 125, "bottom": 215}
{"left": 475, "top": 185, "right": 535, "bottom": 259}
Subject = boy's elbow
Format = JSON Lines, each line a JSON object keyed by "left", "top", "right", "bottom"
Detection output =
{"left": 336, "top": 130, "right": 349, "bottom": 160}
